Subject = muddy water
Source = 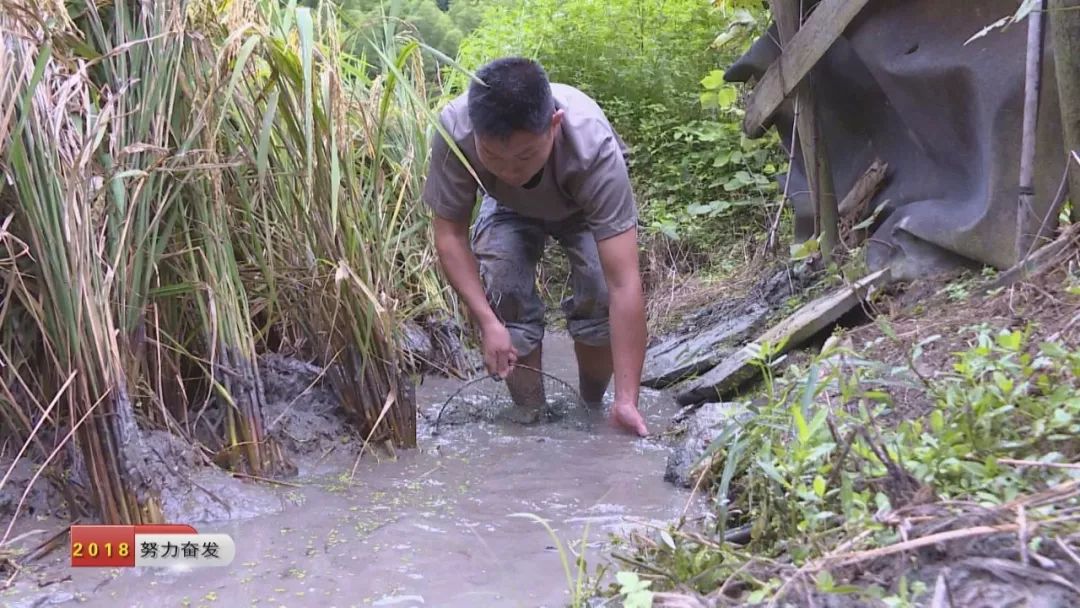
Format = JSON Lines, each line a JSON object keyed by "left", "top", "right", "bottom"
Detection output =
{"left": 4, "top": 334, "right": 698, "bottom": 608}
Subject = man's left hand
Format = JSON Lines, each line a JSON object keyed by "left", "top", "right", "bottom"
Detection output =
{"left": 595, "top": 228, "right": 649, "bottom": 439}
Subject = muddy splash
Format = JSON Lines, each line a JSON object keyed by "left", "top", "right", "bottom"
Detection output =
{"left": 3, "top": 334, "right": 702, "bottom": 608}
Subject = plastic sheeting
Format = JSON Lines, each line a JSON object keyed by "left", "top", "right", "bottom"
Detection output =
{"left": 726, "top": 0, "right": 1069, "bottom": 280}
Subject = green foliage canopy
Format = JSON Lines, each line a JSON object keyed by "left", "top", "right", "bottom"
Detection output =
{"left": 339, "top": 0, "right": 486, "bottom": 68}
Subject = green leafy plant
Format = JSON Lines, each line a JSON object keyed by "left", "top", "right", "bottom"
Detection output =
{"left": 615, "top": 571, "right": 654, "bottom": 608}
{"left": 880, "top": 576, "right": 929, "bottom": 608}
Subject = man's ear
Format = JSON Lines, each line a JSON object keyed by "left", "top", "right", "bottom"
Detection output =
{"left": 551, "top": 108, "right": 565, "bottom": 131}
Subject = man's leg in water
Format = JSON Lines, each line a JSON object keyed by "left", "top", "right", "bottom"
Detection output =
{"left": 471, "top": 196, "right": 548, "bottom": 420}
{"left": 552, "top": 220, "right": 616, "bottom": 408}
{"left": 506, "top": 341, "right": 544, "bottom": 418}
{"left": 574, "top": 341, "right": 612, "bottom": 407}
{"left": 555, "top": 219, "right": 648, "bottom": 435}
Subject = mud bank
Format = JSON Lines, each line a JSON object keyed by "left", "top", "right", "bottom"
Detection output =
{"left": 2, "top": 334, "right": 705, "bottom": 608}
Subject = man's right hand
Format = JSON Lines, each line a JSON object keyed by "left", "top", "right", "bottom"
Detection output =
{"left": 481, "top": 319, "right": 518, "bottom": 379}
{"left": 431, "top": 216, "right": 519, "bottom": 379}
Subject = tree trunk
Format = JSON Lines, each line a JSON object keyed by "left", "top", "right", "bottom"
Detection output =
{"left": 1050, "top": 0, "right": 1080, "bottom": 221}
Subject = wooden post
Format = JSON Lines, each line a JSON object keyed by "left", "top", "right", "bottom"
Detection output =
{"left": 766, "top": 0, "right": 840, "bottom": 262}
{"left": 814, "top": 109, "right": 840, "bottom": 262}
{"left": 1050, "top": 0, "right": 1080, "bottom": 222}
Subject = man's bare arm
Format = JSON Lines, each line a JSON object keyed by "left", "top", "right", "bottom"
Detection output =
{"left": 596, "top": 227, "right": 648, "bottom": 435}
{"left": 432, "top": 215, "right": 517, "bottom": 377}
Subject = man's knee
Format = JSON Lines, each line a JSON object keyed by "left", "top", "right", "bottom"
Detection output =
{"left": 562, "top": 268, "right": 610, "bottom": 346}
{"left": 566, "top": 317, "right": 610, "bottom": 348}
{"left": 555, "top": 224, "right": 610, "bottom": 340}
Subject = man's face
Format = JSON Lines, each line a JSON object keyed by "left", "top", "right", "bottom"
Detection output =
{"left": 475, "top": 110, "right": 564, "bottom": 188}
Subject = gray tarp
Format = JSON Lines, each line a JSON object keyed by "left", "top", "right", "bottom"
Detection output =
{"left": 726, "top": 0, "right": 1069, "bottom": 280}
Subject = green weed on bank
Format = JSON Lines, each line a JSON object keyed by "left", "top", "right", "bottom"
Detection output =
{"left": 607, "top": 323, "right": 1080, "bottom": 606}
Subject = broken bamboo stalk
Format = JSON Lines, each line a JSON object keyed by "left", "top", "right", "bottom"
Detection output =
{"left": 992, "top": 220, "right": 1080, "bottom": 288}
{"left": 840, "top": 158, "right": 889, "bottom": 248}
{"left": 839, "top": 158, "right": 889, "bottom": 217}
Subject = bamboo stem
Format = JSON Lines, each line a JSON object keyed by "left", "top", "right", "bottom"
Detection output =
{"left": 1017, "top": 0, "right": 1047, "bottom": 258}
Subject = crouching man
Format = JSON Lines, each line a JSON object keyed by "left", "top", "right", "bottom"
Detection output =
{"left": 422, "top": 56, "right": 649, "bottom": 437}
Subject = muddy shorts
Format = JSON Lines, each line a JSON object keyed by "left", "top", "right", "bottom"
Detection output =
{"left": 471, "top": 195, "right": 610, "bottom": 356}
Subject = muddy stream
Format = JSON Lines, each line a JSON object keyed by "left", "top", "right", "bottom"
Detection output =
{"left": 4, "top": 334, "right": 700, "bottom": 608}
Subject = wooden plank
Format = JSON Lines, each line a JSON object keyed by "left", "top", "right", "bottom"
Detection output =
{"left": 675, "top": 268, "right": 891, "bottom": 406}
{"left": 743, "top": 0, "right": 871, "bottom": 137}
{"left": 641, "top": 302, "right": 768, "bottom": 388}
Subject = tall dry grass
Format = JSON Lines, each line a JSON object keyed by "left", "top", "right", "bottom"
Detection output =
{"left": 0, "top": 0, "right": 448, "bottom": 527}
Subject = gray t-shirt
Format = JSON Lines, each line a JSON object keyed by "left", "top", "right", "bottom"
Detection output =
{"left": 422, "top": 83, "right": 638, "bottom": 241}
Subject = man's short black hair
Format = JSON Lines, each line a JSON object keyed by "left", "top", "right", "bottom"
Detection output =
{"left": 468, "top": 57, "right": 555, "bottom": 139}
